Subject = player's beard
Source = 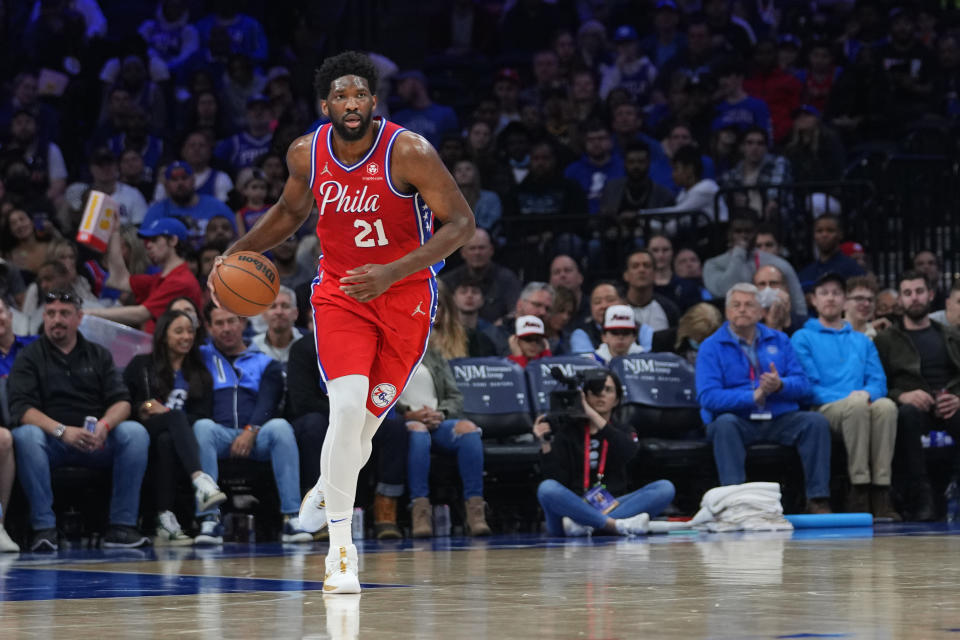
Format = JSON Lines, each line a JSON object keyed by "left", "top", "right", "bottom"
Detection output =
{"left": 331, "top": 111, "right": 372, "bottom": 142}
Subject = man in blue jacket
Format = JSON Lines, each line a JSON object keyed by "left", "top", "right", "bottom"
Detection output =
{"left": 791, "top": 273, "right": 899, "bottom": 519}
{"left": 696, "top": 282, "right": 832, "bottom": 513}
{"left": 193, "top": 301, "right": 311, "bottom": 544}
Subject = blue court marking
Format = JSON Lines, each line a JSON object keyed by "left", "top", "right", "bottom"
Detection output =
{"left": 0, "top": 568, "right": 407, "bottom": 602}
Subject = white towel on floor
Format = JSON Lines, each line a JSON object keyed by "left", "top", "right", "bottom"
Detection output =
{"left": 689, "top": 482, "right": 793, "bottom": 532}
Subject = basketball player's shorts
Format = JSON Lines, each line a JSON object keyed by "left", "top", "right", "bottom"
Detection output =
{"left": 310, "top": 271, "right": 438, "bottom": 416}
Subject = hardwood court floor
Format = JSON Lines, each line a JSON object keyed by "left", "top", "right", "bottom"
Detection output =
{"left": 1, "top": 524, "right": 960, "bottom": 639}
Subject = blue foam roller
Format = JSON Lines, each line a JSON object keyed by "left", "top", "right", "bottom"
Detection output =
{"left": 785, "top": 513, "right": 873, "bottom": 528}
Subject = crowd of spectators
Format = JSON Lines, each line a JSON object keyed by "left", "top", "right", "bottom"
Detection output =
{"left": 1, "top": 0, "right": 959, "bottom": 549}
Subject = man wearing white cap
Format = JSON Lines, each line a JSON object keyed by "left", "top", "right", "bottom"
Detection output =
{"left": 507, "top": 315, "right": 552, "bottom": 367}
{"left": 595, "top": 305, "right": 647, "bottom": 364}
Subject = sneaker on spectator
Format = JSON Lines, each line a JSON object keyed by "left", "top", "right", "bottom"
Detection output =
{"left": 805, "top": 498, "right": 832, "bottom": 515}
{"left": 282, "top": 516, "right": 314, "bottom": 543}
{"left": 562, "top": 517, "right": 593, "bottom": 537}
{"left": 323, "top": 544, "right": 361, "bottom": 594}
{"left": 154, "top": 511, "right": 194, "bottom": 546}
{"left": 30, "top": 528, "right": 58, "bottom": 552}
{"left": 103, "top": 525, "right": 151, "bottom": 548}
{"left": 614, "top": 512, "right": 650, "bottom": 536}
{"left": 0, "top": 525, "right": 20, "bottom": 552}
{"left": 193, "top": 473, "right": 227, "bottom": 512}
{"left": 298, "top": 485, "right": 327, "bottom": 533}
{"left": 195, "top": 517, "right": 224, "bottom": 545}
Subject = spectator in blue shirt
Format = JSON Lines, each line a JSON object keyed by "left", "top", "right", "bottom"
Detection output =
{"left": 138, "top": 0, "right": 199, "bottom": 76}
{"left": 392, "top": 71, "right": 459, "bottom": 149}
{"left": 712, "top": 57, "right": 772, "bottom": 139}
{"left": 195, "top": 2, "right": 268, "bottom": 61}
{"left": 214, "top": 95, "right": 273, "bottom": 173}
{"left": 641, "top": 0, "right": 686, "bottom": 68}
{"left": 142, "top": 162, "right": 234, "bottom": 249}
{"left": 564, "top": 120, "right": 625, "bottom": 214}
{"left": 193, "top": 302, "right": 311, "bottom": 544}
{"left": 453, "top": 159, "right": 502, "bottom": 233}
{"left": 0, "top": 294, "right": 21, "bottom": 550}
{"left": 696, "top": 282, "right": 832, "bottom": 513}
{"left": 791, "top": 273, "right": 899, "bottom": 519}
{"left": 797, "top": 215, "right": 865, "bottom": 288}
{"left": 0, "top": 298, "right": 37, "bottom": 377}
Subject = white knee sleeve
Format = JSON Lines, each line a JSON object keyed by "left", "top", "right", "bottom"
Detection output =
{"left": 320, "top": 375, "right": 369, "bottom": 514}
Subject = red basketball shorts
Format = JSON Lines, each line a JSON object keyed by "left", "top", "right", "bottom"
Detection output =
{"left": 310, "top": 272, "right": 437, "bottom": 416}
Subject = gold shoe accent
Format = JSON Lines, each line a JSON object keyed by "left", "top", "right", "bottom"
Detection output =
{"left": 300, "top": 487, "right": 326, "bottom": 511}
{"left": 339, "top": 546, "right": 347, "bottom": 572}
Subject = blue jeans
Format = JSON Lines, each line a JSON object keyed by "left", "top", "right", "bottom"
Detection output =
{"left": 706, "top": 411, "right": 832, "bottom": 498}
{"left": 408, "top": 419, "right": 484, "bottom": 501}
{"left": 12, "top": 422, "right": 149, "bottom": 530}
{"left": 193, "top": 418, "right": 301, "bottom": 516}
{"left": 537, "top": 478, "right": 676, "bottom": 536}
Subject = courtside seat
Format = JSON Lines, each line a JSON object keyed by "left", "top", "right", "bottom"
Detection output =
{"left": 449, "top": 357, "right": 540, "bottom": 530}
{"left": 216, "top": 459, "right": 281, "bottom": 538}
{"left": 449, "top": 357, "right": 534, "bottom": 440}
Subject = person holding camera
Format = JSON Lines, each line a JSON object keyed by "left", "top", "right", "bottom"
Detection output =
{"left": 534, "top": 370, "right": 676, "bottom": 536}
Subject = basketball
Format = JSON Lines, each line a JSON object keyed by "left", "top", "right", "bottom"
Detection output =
{"left": 213, "top": 251, "right": 280, "bottom": 317}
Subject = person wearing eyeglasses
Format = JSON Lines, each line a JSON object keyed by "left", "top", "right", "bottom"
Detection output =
{"left": 844, "top": 276, "right": 890, "bottom": 339}
{"left": 8, "top": 288, "right": 151, "bottom": 551}
{"left": 594, "top": 304, "right": 646, "bottom": 364}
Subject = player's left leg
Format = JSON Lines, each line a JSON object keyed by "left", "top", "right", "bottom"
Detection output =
{"left": 318, "top": 373, "right": 370, "bottom": 594}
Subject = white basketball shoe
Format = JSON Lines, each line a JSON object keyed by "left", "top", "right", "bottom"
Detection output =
{"left": 323, "top": 544, "right": 361, "bottom": 594}
{"left": 299, "top": 485, "right": 328, "bottom": 533}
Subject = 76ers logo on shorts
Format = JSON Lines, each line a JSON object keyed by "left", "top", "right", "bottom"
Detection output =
{"left": 371, "top": 383, "right": 397, "bottom": 408}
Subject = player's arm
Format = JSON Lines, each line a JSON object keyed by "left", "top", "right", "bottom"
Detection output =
{"left": 339, "top": 132, "right": 476, "bottom": 302}
{"left": 223, "top": 134, "right": 315, "bottom": 256}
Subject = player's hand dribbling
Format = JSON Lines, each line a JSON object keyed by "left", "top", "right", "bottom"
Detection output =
{"left": 207, "top": 255, "right": 225, "bottom": 307}
{"left": 340, "top": 264, "right": 398, "bottom": 302}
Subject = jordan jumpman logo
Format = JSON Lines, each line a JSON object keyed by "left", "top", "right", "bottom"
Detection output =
{"left": 411, "top": 302, "right": 427, "bottom": 317}
{"left": 320, "top": 162, "right": 332, "bottom": 176}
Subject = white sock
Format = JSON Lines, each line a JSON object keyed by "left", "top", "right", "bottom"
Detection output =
{"left": 319, "top": 374, "right": 370, "bottom": 548}
{"left": 327, "top": 510, "right": 353, "bottom": 549}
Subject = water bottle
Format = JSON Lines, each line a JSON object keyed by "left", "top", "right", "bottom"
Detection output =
{"left": 246, "top": 514, "right": 256, "bottom": 543}
{"left": 432, "top": 504, "right": 451, "bottom": 537}
{"left": 352, "top": 507, "right": 365, "bottom": 540}
{"left": 946, "top": 481, "right": 960, "bottom": 524}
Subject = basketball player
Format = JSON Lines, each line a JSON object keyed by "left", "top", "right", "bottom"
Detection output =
{"left": 208, "top": 52, "right": 475, "bottom": 593}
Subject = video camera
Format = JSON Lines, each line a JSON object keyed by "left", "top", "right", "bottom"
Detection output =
{"left": 544, "top": 367, "right": 609, "bottom": 436}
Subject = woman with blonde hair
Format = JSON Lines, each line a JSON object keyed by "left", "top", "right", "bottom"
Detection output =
{"left": 652, "top": 302, "right": 723, "bottom": 363}
{"left": 21, "top": 238, "right": 99, "bottom": 316}
{"left": 398, "top": 281, "right": 491, "bottom": 537}
{"left": 430, "top": 280, "right": 468, "bottom": 360}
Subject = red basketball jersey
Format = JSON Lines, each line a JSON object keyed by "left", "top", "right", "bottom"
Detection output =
{"left": 308, "top": 118, "right": 442, "bottom": 284}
